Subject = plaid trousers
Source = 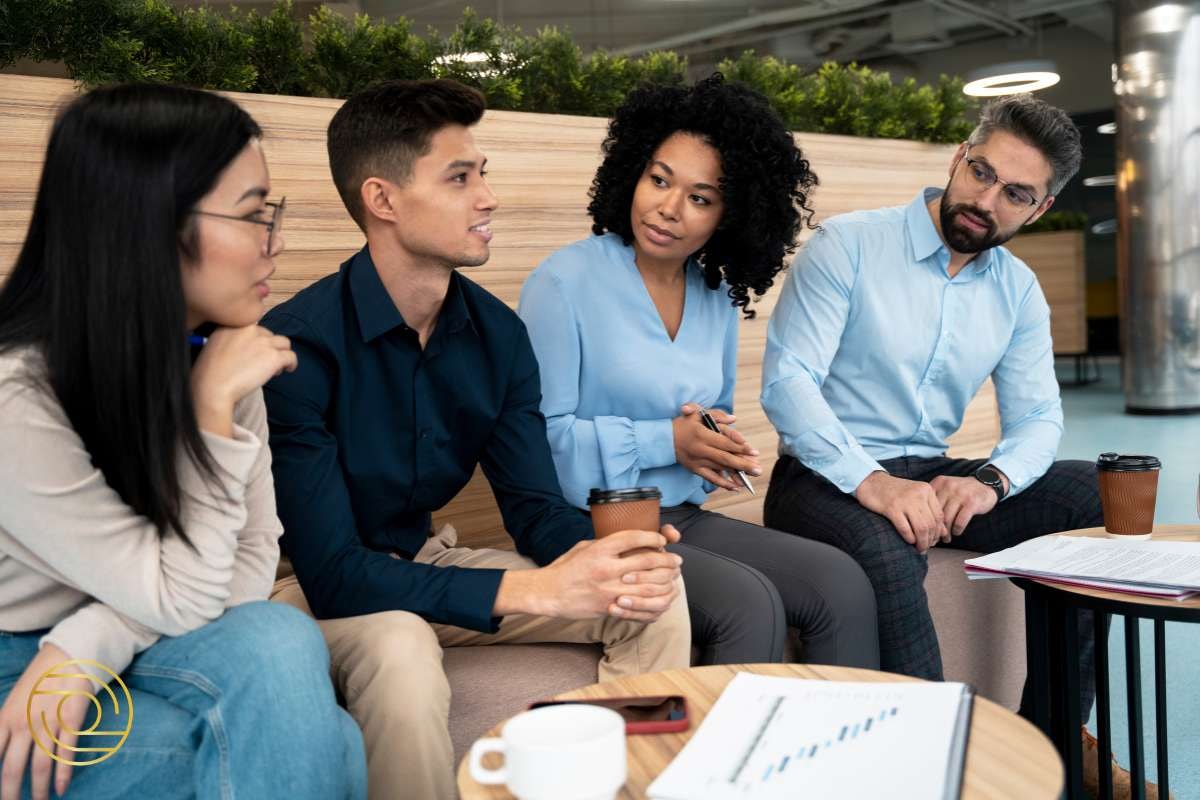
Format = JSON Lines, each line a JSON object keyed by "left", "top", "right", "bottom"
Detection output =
{"left": 764, "top": 455, "right": 1105, "bottom": 716}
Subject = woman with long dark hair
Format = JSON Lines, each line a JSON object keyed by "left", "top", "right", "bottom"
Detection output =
{"left": 0, "top": 84, "right": 365, "bottom": 799}
{"left": 519, "top": 75, "right": 880, "bottom": 666}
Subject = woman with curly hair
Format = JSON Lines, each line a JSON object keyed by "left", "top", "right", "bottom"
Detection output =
{"left": 518, "top": 75, "right": 879, "bottom": 666}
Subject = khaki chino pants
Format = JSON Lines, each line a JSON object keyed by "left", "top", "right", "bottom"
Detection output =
{"left": 271, "top": 524, "right": 691, "bottom": 800}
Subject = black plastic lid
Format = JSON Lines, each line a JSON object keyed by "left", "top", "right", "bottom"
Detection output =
{"left": 1096, "top": 452, "right": 1161, "bottom": 472}
{"left": 587, "top": 487, "right": 662, "bottom": 505}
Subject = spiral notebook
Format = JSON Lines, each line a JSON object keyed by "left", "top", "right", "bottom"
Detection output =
{"left": 647, "top": 673, "right": 974, "bottom": 800}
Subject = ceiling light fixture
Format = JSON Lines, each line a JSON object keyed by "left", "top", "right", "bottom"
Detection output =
{"left": 962, "top": 60, "right": 1061, "bottom": 97}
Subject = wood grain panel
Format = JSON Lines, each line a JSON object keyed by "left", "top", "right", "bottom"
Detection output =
{"left": 0, "top": 74, "right": 1002, "bottom": 549}
{"left": 1005, "top": 230, "right": 1087, "bottom": 355}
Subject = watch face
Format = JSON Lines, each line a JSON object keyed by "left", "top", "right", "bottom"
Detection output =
{"left": 977, "top": 467, "right": 1001, "bottom": 485}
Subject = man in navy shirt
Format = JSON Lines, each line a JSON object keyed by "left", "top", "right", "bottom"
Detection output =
{"left": 264, "top": 80, "right": 690, "bottom": 800}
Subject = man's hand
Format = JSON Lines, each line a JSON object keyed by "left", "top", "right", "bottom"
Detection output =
{"left": 494, "top": 525, "right": 684, "bottom": 623}
{"left": 0, "top": 644, "right": 92, "bottom": 800}
{"left": 854, "top": 472, "right": 948, "bottom": 553}
{"left": 672, "top": 404, "right": 761, "bottom": 491}
{"left": 929, "top": 475, "right": 1002, "bottom": 541}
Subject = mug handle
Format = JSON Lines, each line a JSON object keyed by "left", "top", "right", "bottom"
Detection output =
{"left": 469, "top": 737, "right": 508, "bottom": 785}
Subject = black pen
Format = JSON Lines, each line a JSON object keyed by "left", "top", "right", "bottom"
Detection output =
{"left": 696, "top": 406, "right": 755, "bottom": 494}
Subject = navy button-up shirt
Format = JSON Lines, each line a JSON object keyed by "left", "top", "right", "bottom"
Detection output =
{"left": 262, "top": 246, "right": 593, "bottom": 631}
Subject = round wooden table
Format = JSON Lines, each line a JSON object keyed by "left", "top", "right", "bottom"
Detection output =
{"left": 1014, "top": 524, "right": 1200, "bottom": 800}
{"left": 457, "top": 663, "right": 1063, "bottom": 799}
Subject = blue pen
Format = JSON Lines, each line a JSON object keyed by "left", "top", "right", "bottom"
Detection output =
{"left": 187, "top": 334, "right": 208, "bottom": 346}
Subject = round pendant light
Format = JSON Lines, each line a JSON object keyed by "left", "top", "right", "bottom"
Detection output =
{"left": 962, "top": 60, "right": 1061, "bottom": 97}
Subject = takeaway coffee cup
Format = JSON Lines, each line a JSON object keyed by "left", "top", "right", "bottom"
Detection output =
{"left": 1096, "top": 453, "right": 1162, "bottom": 539}
{"left": 588, "top": 488, "right": 662, "bottom": 553}
{"left": 468, "top": 704, "right": 627, "bottom": 800}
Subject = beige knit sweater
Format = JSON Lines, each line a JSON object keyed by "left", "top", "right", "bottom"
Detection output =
{"left": 0, "top": 348, "right": 282, "bottom": 678}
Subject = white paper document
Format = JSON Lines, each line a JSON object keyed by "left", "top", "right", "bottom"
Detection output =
{"left": 647, "top": 673, "right": 973, "bottom": 800}
{"left": 963, "top": 536, "right": 1200, "bottom": 599}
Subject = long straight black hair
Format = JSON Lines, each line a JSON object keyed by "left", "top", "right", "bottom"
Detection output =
{"left": 0, "top": 84, "right": 262, "bottom": 541}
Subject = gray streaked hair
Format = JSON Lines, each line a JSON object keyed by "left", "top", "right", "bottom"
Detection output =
{"left": 967, "top": 93, "right": 1082, "bottom": 196}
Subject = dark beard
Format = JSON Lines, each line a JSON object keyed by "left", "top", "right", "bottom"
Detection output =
{"left": 938, "top": 193, "right": 1017, "bottom": 254}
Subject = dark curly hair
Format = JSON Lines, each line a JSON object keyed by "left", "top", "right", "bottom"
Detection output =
{"left": 587, "top": 73, "right": 818, "bottom": 318}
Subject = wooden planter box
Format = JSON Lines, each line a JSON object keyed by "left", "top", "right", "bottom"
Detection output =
{"left": 1006, "top": 229, "right": 1087, "bottom": 356}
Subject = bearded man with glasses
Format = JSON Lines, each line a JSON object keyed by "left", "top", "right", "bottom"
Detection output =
{"left": 760, "top": 95, "right": 1157, "bottom": 799}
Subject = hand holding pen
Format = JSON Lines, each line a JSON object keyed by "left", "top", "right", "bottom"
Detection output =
{"left": 188, "top": 325, "right": 298, "bottom": 438}
{"left": 671, "top": 403, "right": 761, "bottom": 493}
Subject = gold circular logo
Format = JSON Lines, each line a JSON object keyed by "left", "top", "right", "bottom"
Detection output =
{"left": 26, "top": 659, "right": 134, "bottom": 766}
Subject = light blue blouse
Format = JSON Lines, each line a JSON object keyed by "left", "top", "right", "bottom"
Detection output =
{"left": 518, "top": 233, "right": 739, "bottom": 509}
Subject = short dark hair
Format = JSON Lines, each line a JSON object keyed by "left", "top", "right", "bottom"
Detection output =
{"left": 588, "top": 73, "right": 818, "bottom": 319}
{"left": 968, "top": 94, "right": 1082, "bottom": 195}
{"left": 327, "top": 78, "right": 486, "bottom": 230}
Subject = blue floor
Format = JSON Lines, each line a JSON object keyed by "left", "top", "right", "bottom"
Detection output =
{"left": 1055, "top": 357, "right": 1200, "bottom": 798}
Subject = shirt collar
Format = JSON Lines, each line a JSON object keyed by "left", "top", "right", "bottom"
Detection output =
{"left": 349, "top": 245, "right": 478, "bottom": 344}
{"left": 906, "top": 188, "right": 997, "bottom": 276}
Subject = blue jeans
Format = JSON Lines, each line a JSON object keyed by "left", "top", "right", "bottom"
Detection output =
{"left": 0, "top": 601, "right": 367, "bottom": 799}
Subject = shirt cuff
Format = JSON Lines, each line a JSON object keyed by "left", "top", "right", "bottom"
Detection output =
{"left": 39, "top": 604, "right": 157, "bottom": 684}
{"left": 813, "top": 446, "right": 884, "bottom": 494}
{"left": 198, "top": 423, "right": 262, "bottom": 487}
{"left": 985, "top": 455, "right": 1031, "bottom": 499}
{"left": 443, "top": 567, "right": 507, "bottom": 633}
{"left": 632, "top": 419, "right": 677, "bottom": 471}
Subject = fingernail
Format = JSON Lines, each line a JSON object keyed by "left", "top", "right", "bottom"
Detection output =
{"left": 750, "top": 468, "right": 762, "bottom": 476}
{"left": 619, "top": 597, "right": 633, "bottom": 608}
{"left": 749, "top": 449, "right": 760, "bottom": 456}
{"left": 622, "top": 573, "right": 636, "bottom": 583}
{"left": 673, "top": 555, "right": 683, "bottom": 565}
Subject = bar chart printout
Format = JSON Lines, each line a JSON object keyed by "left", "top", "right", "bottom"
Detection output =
{"left": 647, "top": 674, "right": 974, "bottom": 800}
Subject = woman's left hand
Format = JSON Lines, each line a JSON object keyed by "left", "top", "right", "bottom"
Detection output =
{"left": 0, "top": 643, "right": 92, "bottom": 800}
{"left": 673, "top": 403, "right": 762, "bottom": 490}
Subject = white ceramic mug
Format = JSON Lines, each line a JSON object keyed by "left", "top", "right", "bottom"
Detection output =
{"left": 468, "top": 704, "right": 627, "bottom": 800}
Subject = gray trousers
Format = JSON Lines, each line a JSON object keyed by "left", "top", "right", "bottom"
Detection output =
{"left": 663, "top": 504, "right": 880, "bottom": 669}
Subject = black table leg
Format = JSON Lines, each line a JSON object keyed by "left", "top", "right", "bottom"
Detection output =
{"left": 1154, "top": 620, "right": 1169, "bottom": 800}
{"left": 1061, "top": 606, "right": 1084, "bottom": 799}
{"left": 1025, "top": 586, "right": 1052, "bottom": 732}
{"left": 1095, "top": 613, "right": 1113, "bottom": 800}
{"left": 1125, "top": 616, "right": 1146, "bottom": 800}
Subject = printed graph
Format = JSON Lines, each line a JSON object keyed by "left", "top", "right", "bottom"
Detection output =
{"left": 647, "top": 674, "right": 971, "bottom": 800}
{"left": 729, "top": 696, "right": 902, "bottom": 788}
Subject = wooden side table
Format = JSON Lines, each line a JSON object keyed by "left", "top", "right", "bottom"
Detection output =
{"left": 457, "top": 663, "right": 1063, "bottom": 799}
{"left": 1016, "top": 524, "right": 1200, "bottom": 800}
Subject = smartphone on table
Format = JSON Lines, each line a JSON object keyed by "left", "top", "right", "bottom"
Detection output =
{"left": 528, "top": 695, "right": 690, "bottom": 734}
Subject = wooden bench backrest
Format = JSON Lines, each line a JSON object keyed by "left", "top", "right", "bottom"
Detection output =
{"left": 0, "top": 75, "right": 1000, "bottom": 549}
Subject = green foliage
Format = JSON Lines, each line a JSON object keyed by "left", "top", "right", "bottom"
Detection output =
{"left": 306, "top": 7, "right": 432, "bottom": 99}
{"left": 1022, "top": 210, "right": 1088, "bottom": 233}
{"left": 2, "top": 1, "right": 971, "bottom": 142}
{"left": 717, "top": 52, "right": 977, "bottom": 144}
{"left": 236, "top": 1, "right": 307, "bottom": 96}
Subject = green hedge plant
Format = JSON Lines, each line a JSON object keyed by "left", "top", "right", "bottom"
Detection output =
{"left": 0, "top": 0, "right": 973, "bottom": 143}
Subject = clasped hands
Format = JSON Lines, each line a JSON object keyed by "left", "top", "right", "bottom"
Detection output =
{"left": 855, "top": 470, "right": 1008, "bottom": 553}
{"left": 496, "top": 527, "right": 684, "bottom": 623}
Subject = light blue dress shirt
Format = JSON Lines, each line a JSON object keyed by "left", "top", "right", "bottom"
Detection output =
{"left": 518, "top": 233, "right": 739, "bottom": 509}
{"left": 761, "top": 188, "right": 1063, "bottom": 497}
